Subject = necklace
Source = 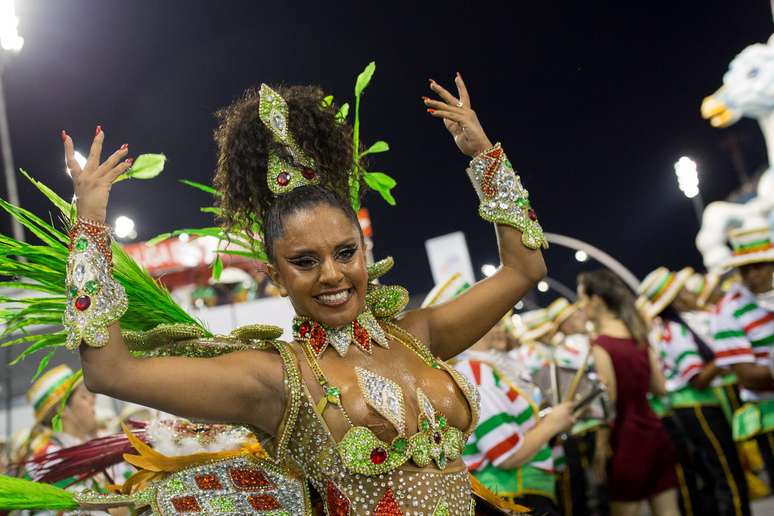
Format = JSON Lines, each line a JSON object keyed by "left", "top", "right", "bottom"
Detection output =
{"left": 292, "top": 309, "right": 389, "bottom": 358}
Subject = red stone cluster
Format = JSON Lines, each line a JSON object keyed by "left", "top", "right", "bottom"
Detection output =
{"left": 247, "top": 494, "right": 282, "bottom": 511}
{"left": 309, "top": 323, "right": 327, "bottom": 355}
{"left": 353, "top": 321, "right": 371, "bottom": 352}
{"left": 374, "top": 488, "right": 403, "bottom": 515}
{"left": 194, "top": 473, "right": 222, "bottom": 490}
{"left": 170, "top": 495, "right": 201, "bottom": 512}
{"left": 370, "top": 446, "right": 388, "bottom": 464}
{"left": 326, "top": 480, "right": 351, "bottom": 515}
{"left": 229, "top": 467, "right": 273, "bottom": 490}
{"left": 480, "top": 146, "right": 504, "bottom": 198}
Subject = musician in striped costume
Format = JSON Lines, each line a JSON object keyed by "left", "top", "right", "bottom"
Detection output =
{"left": 709, "top": 226, "right": 774, "bottom": 487}
{"left": 454, "top": 324, "right": 575, "bottom": 516}
{"left": 639, "top": 267, "right": 749, "bottom": 516}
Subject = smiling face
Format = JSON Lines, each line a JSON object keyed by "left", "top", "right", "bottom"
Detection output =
{"left": 266, "top": 203, "right": 368, "bottom": 328}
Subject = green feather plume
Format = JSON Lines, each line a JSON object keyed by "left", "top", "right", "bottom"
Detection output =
{"left": 0, "top": 474, "right": 78, "bottom": 510}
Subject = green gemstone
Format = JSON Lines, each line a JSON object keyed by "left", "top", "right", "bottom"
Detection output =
{"left": 437, "top": 451, "right": 447, "bottom": 469}
{"left": 516, "top": 198, "right": 530, "bottom": 208}
{"left": 438, "top": 415, "right": 447, "bottom": 429}
{"left": 505, "top": 159, "right": 512, "bottom": 169}
{"left": 84, "top": 280, "right": 99, "bottom": 294}
{"left": 69, "top": 285, "right": 78, "bottom": 298}
{"left": 392, "top": 437, "right": 408, "bottom": 453}
{"left": 421, "top": 419, "right": 430, "bottom": 432}
{"left": 75, "top": 237, "right": 89, "bottom": 252}
{"left": 431, "top": 362, "right": 440, "bottom": 369}
{"left": 326, "top": 386, "right": 341, "bottom": 403}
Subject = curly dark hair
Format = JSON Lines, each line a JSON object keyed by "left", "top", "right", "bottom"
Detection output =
{"left": 212, "top": 84, "right": 357, "bottom": 260}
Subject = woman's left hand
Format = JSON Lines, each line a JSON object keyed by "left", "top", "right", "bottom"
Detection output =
{"left": 424, "top": 73, "right": 493, "bottom": 157}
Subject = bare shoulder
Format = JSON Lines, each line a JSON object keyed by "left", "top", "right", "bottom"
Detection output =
{"left": 391, "top": 310, "right": 432, "bottom": 347}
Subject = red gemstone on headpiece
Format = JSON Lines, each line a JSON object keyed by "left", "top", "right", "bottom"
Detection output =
{"left": 302, "top": 168, "right": 316, "bottom": 180}
{"left": 276, "top": 172, "right": 291, "bottom": 186}
{"left": 74, "top": 296, "right": 91, "bottom": 311}
{"left": 528, "top": 208, "right": 538, "bottom": 221}
{"left": 370, "top": 446, "right": 388, "bottom": 464}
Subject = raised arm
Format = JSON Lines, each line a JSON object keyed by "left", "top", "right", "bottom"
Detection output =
{"left": 64, "top": 128, "right": 285, "bottom": 434}
{"left": 399, "top": 74, "right": 546, "bottom": 359}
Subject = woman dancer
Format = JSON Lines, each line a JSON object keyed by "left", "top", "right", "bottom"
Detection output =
{"left": 577, "top": 270, "right": 679, "bottom": 516}
{"left": 58, "top": 74, "right": 547, "bottom": 513}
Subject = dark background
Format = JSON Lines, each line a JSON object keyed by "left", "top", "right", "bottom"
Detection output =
{"left": 1, "top": 0, "right": 772, "bottom": 303}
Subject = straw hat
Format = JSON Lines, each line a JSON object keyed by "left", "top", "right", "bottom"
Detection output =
{"left": 722, "top": 226, "right": 774, "bottom": 270}
{"left": 684, "top": 271, "right": 721, "bottom": 308}
{"left": 636, "top": 266, "right": 694, "bottom": 320}
{"left": 516, "top": 308, "right": 553, "bottom": 342}
{"left": 546, "top": 297, "right": 578, "bottom": 328}
{"left": 26, "top": 364, "right": 82, "bottom": 424}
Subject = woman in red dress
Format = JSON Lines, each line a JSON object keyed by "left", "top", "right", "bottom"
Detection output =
{"left": 577, "top": 270, "right": 679, "bottom": 516}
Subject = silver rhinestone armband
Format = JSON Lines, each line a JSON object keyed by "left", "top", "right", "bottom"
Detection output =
{"left": 63, "top": 218, "right": 128, "bottom": 350}
{"left": 466, "top": 143, "right": 548, "bottom": 250}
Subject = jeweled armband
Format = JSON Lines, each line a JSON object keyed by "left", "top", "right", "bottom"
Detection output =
{"left": 63, "top": 218, "right": 128, "bottom": 350}
{"left": 466, "top": 143, "right": 548, "bottom": 250}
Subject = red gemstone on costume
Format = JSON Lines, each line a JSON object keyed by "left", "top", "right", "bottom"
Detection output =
{"left": 229, "top": 467, "right": 272, "bottom": 490}
{"left": 276, "top": 172, "right": 291, "bottom": 186}
{"left": 299, "top": 321, "right": 311, "bottom": 337}
{"left": 171, "top": 495, "right": 201, "bottom": 512}
{"left": 353, "top": 321, "right": 371, "bottom": 352}
{"left": 194, "top": 473, "right": 222, "bottom": 490}
{"left": 310, "top": 324, "right": 327, "bottom": 355}
{"left": 302, "top": 168, "right": 316, "bottom": 180}
{"left": 74, "top": 296, "right": 91, "bottom": 311}
{"left": 374, "top": 487, "right": 403, "bottom": 515}
{"left": 247, "top": 494, "right": 282, "bottom": 511}
{"left": 326, "top": 480, "right": 351, "bottom": 516}
{"left": 370, "top": 446, "right": 388, "bottom": 464}
{"left": 528, "top": 208, "right": 538, "bottom": 221}
{"left": 433, "top": 432, "right": 442, "bottom": 444}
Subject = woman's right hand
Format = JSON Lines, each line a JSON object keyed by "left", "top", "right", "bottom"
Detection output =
{"left": 542, "top": 401, "right": 577, "bottom": 434}
{"left": 63, "top": 127, "right": 132, "bottom": 223}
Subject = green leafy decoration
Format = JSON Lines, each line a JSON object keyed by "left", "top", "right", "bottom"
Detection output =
{"left": 363, "top": 172, "right": 397, "bottom": 206}
{"left": 362, "top": 141, "right": 389, "bottom": 157}
{"left": 336, "top": 103, "right": 350, "bottom": 123}
{"left": 114, "top": 153, "right": 167, "bottom": 182}
{"left": 212, "top": 254, "right": 223, "bottom": 281}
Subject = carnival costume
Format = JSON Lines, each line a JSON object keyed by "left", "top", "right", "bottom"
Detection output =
{"left": 0, "top": 74, "right": 548, "bottom": 515}
{"left": 639, "top": 267, "right": 750, "bottom": 516}
{"left": 709, "top": 227, "right": 774, "bottom": 488}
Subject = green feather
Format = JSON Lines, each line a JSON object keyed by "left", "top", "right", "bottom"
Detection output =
{"left": 0, "top": 474, "right": 78, "bottom": 510}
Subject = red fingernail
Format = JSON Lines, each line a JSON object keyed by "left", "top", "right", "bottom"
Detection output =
{"left": 125, "top": 157, "right": 134, "bottom": 166}
{"left": 61, "top": 130, "right": 67, "bottom": 142}
{"left": 427, "top": 108, "right": 436, "bottom": 113}
{"left": 120, "top": 143, "right": 128, "bottom": 150}
{"left": 95, "top": 125, "right": 102, "bottom": 136}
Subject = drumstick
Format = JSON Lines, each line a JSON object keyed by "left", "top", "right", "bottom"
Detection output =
{"left": 563, "top": 348, "right": 591, "bottom": 402}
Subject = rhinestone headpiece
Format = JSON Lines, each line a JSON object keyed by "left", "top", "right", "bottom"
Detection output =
{"left": 258, "top": 83, "right": 321, "bottom": 195}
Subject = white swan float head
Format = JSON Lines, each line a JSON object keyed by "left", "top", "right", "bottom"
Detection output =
{"left": 698, "top": 34, "right": 774, "bottom": 270}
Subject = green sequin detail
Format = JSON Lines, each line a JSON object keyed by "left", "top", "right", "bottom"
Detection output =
{"left": 438, "top": 415, "right": 447, "bottom": 429}
{"left": 433, "top": 498, "right": 451, "bottom": 516}
{"left": 209, "top": 496, "right": 236, "bottom": 512}
{"left": 392, "top": 437, "right": 408, "bottom": 453}
{"left": 75, "top": 237, "right": 89, "bottom": 252}
{"left": 165, "top": 477, "right": 184, "bottom": 493}
{"left": 326, "top": 386, "right": 341, "bottom": 404}
{"left": 337, "top": 426, "right": 408, "bottom": 475}
{"left": 69, "top": 285, "right": 78, "bottom": 298}
{"left": 365, "top": 284, "right": 409, "bottom": 318}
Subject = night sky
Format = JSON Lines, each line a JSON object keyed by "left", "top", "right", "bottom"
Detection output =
{"left": 1, "top": 1, "right": 772, "bottom": 304}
